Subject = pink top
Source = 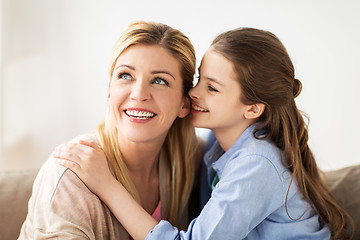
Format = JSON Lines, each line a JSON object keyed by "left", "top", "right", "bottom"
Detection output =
{"left": 129, "top": 201, "right": 162, "bottom": 240}
{"left": 151, "top": 201, "right": 162, "bottom": 222}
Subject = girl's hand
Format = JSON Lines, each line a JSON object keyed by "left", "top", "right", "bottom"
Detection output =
{"left": 53, "top": 140, "right": 115, "bottom": 196}
{"left": 54, "top": 140, "right": 158, "bottom": 240}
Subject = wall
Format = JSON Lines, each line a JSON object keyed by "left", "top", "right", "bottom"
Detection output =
{"left": 0, "top": 0, "right": 359, "bottom": 171}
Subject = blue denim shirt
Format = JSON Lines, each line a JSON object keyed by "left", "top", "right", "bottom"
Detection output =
{"left": 146, "top": 125, "right": 331, "bottom": 239}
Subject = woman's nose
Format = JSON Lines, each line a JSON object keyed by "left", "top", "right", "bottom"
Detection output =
{"left": 130, "top": 81, "right": 151, "bottom": 102}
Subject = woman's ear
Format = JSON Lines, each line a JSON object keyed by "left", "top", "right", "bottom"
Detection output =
{"left": 106, "top": 92, "right": 110, "bottom": 106}
{"left": 244, "top": 103, "right": 265, "bottom": 120}
{"left": 177, "top": 97, "right": 191, "bottom": 118}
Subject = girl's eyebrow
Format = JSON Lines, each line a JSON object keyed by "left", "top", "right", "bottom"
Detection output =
{"left": 198, "top": 67, "right": 224, "bottom": 86}
{"left": 206, "top": 76, "right": 224, "bottom": 87}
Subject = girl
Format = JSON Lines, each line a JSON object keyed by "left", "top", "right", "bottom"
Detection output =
{"left": 54, "top": 27, "right": 352, "bottom": 239}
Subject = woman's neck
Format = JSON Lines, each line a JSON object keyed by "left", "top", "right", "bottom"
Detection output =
{"left": 119, "top": 140, "right": 161, "bottom": 182}
{"left": 117, "top": 137, "right": 162, "bottom": 214}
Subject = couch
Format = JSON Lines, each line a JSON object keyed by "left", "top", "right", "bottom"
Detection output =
{"left": 0, "top": 165, "right": 359, "bottom": 240}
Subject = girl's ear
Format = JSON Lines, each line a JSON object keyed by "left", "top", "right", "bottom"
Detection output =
{"left": 244, "top": 103, "right": 265, "bottom": 120}
{"left": 177, "top": 97, "right": 191, "bottom": 118}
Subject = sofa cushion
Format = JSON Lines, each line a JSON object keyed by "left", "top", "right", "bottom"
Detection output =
{"left": 0, "top": 169, "right": 38, "bottom": 240}
{"left": 325, "top": 164, "right": 360, "bottom": 239}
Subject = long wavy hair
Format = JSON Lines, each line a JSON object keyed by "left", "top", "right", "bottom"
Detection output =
{"left": 210, "top": 27, "right": 353, "bottom": 239}
{"left": 96, "top": 21, "right": 198, "bottom": 227}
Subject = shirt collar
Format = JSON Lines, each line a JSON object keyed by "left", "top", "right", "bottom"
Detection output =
{"left": 204, "top": 124, "right": 257, "bottom": 180}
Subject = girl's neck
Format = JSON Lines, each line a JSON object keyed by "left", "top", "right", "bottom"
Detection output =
{"left": 213, "top": 122, "right": 253, "bottom": 152}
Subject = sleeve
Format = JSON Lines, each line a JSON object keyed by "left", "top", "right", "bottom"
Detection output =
{"left": 19, "top": 158, "right": 111, "bottom": 240}
{"left": 146, "top": 154, "right": 286, "bottom": 240}
{"left": 37, "top": 170, "right": 102, "bottom": 239}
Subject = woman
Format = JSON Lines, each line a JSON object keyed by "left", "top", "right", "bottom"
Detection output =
{"left": 18, "top": 21, "right": 199, "bottom": 239}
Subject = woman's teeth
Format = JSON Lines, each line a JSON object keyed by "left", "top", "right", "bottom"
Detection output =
{"left": 192, "top": 105, "right": 208, "bottom": 112}
{"left": 125, "top": 110, "right": 155, "bottom": 119}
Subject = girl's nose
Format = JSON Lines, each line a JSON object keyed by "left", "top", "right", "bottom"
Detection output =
{"left": 189, "top": 84, "right": 200, "bottom": 100}
{"left": 130, "top": 81, "right": 151, "bottom": 102}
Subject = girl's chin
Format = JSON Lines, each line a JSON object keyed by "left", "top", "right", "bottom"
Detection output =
{"left": 191, "top": 119, "right": 206, "bottom": 129}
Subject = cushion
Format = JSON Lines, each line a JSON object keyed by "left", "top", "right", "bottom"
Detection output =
{"left": 325, "top": 164, "right": 360, "bottom": 239}
{"left": 0, "top": 169, "right": 38, "bottom": 240}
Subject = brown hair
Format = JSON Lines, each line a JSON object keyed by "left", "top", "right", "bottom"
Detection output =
{"left": 97, "top": 21, "right": 197, "bottom": 227}
{"left": 211, "top": 27, "right": 353, "bottom": 239}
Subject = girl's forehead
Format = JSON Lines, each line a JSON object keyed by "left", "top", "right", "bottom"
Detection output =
{"left": 200, "top": 50, "right": 234, "bottom": 73}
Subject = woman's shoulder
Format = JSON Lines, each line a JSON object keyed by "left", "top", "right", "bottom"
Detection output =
{"left": 31, "top": 133, "right": 99, "bottom": 204}
{"left": 70, "top": 132, "right": 99, "bottom": 144}
{"left": 31, "top": 160, "right": 92, "bottom": 207}
{"left": 20, "top": 133, "right": 126, "bottom": 239}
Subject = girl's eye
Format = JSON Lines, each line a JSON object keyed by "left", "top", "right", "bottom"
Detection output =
{"left": 208, "top": 85, "right": 219, "bottom": 92}
{"left": 119, "top": 73, "right": 132, "bottom": 80}
{"left": 194, "top": 75, "right": 200, "bottom": 87}
{"left": 152, "top": 78, "right": 169, "bottom": 86}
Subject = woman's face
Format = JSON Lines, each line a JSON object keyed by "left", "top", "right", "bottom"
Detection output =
{"left": 108, "top": 44, "right": 189, "bottom": 145}
{"left": 189, "top": 49, "right": 250, "bottom": 143}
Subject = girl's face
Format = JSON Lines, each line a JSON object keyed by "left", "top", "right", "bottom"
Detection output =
{"left": 189, "top": 49, "right": 252, "bottom": 148}
{"left": 107, "top": 44, "right": 189, "bottom": 145}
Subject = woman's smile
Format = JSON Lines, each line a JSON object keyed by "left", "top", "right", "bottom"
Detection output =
{"left": 124, "top": 108, "right": 157, "bottom": 121}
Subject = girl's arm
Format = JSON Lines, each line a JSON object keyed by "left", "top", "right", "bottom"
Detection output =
{"left": 53, "top": 140, "right": 157, "bottom": 240}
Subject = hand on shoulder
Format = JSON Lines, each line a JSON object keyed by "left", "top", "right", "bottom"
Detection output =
{"left": 52, "top": 135, "right": 115, "bottom": 197}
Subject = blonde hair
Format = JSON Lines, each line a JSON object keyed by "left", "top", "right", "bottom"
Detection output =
{"left": 211, "top": 27, "right": 353, "bottom": 239}
{"left": 97, "top": 21, "right": 197, "bottom": 227}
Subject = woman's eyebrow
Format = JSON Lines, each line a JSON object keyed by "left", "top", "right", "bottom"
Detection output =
{"left": 114, "top": 65, "right": 175, "bottom": 80}
{"left": 115, "top": 64, "right": 135, "bottom": 70}
{"left": 151, "top": 70, "right": 175, "bottom": 80}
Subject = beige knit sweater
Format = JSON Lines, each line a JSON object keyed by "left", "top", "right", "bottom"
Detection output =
{"left": 18, "top": 135, "right": 129, "bottom": 239}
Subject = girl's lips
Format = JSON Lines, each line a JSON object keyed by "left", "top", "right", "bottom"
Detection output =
{"left": 191, "top": 104, "right": 209, "bottom": 112}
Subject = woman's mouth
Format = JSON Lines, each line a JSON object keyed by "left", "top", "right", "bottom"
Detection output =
{"left": 124, "top": 109, "right": 156, "bottom": 119}
{"left": 192, "top": 104, "right": 209, "bottom": 112}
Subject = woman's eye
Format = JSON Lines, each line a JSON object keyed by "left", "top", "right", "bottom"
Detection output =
{"left": 119, "top": 73, "right": 132, "bottom": 80}
{"left": 152, "top": 78, "right": 169, "bottom": 86}
{"left": 208, "top": 85, "right": 219, "bottom": 92}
